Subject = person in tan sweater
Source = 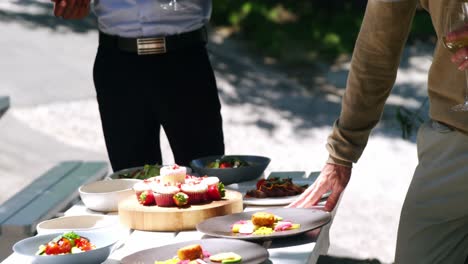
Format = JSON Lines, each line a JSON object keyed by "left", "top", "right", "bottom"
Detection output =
{"left": 288, "top": 0, "right": 468, "bottom": 263}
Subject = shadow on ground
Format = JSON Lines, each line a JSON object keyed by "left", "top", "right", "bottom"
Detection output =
{"left": 318, "top": 255, "right": 388, "bottom": 264}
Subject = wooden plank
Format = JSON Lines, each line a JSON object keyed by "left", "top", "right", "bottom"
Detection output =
{"left": 2, "top": 161, "right": 108, "bottom": 235}
{"left": 0, "top": 161, "right": 81, "bottom": 225}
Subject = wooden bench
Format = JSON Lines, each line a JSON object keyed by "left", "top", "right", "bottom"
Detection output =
{"left": 0, "top": 96, "right": 9, "bottom": 119}
{"left": 0, "top": 161, "right": 109, "bottom": 259}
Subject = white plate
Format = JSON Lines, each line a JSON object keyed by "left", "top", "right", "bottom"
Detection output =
{"left": 226, "top": 171, "right": 320, "bottom": 206}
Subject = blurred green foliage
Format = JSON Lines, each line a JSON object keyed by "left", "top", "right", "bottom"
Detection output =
{"left": 211, "top": 2, "right": 435, "bottom": 63}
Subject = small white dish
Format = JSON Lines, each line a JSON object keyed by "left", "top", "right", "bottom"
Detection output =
{"left": 36, "top": 215, "right": 120, "bottom": 235}
{"left": 79, "top": 179, "right": 140, "bottom": 212}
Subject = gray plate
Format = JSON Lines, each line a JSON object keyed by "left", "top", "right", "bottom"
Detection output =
{"left": 196, "top": 208, "right": 331, "bottom": 240}
{"left": 121, "top": 238, "right": 269, "bottom": 264}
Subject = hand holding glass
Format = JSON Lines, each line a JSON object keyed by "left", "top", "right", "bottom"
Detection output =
{"left": 160, "top": 0, "right": 186, "bottom": 11}
{"left": 442, "top": 3, "right": 468, "bottom": 111}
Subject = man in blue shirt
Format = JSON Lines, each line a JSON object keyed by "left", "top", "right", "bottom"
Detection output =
{"left": 51, "top": 0, "right": 225, "bottom": 171}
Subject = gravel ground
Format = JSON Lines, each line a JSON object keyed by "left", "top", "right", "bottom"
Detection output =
{"left": 0, "top": 1, "right": 434, "bottom": 263}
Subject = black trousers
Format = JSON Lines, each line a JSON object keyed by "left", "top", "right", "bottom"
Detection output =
{"left": 93, "top": 43, "right": 225, "bottom": 171}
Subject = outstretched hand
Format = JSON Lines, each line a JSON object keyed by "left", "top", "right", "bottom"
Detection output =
{"left": 286, "top": 163, "right": 351, "bottom": 212}
{"left": 51, "top": 0, "right": 90, "bottom": 19}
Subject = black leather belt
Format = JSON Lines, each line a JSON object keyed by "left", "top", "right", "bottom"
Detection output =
{"left": 98, "top": 26, "right": 207, "bottom": 55}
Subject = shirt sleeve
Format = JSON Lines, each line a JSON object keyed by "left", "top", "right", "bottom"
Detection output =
{"left": 326, "top": 0, "right": 419, "bottom": 167}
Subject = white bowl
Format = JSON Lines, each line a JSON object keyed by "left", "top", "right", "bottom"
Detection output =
{"left": 36, "top": 215, "right": 120, "bottom": 235}
{"left": 13, "top": 231, "right": 119, "bottom": 264}
{"left": 79, "top": 179, "right": 140, "bottom": 212}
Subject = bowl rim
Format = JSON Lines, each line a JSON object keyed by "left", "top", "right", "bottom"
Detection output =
{"left": 36, "top": 215, "right": 119, "bottom": 234}
{"left": 190, "top": 154, "right": 271, "bottom": 169}
{"left": 78, "top": 179, "right": 140, "bottom": 195}
{"left": 13, "top": 231, "right": 118, "bottom": 258}
{"left": 108, "top": 165, "right": 192, "bottom": 179}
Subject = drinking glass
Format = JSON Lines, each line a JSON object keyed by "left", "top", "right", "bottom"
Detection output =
{"left": 160, "top": 0, "right": 186, "bottom": 11}
{"left": 442, "top": 2, "right": 468, "bottom": 111}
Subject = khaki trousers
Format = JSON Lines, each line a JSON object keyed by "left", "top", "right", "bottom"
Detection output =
{"left": 395, "top": 120, "right": 468, "bottom": 264}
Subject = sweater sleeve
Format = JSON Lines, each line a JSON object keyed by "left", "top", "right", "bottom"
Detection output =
{"left": 326, "top": 0, "right": 418, "bottom": 166}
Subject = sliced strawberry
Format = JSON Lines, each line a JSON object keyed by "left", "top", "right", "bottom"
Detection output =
{"left": 173, "top": 192, "right": 189, "bottom": 207}
{"left": 138, "top": 190, "right": 155, "bottom": 206}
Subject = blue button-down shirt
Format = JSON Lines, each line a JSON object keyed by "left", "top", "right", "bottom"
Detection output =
{"left": 93, "top": 0, "right": 212, "bottom": 38}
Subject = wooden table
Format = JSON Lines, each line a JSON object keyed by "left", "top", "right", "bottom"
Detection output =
{"left": 2, "top": 172, "right": 333, "bottom": 264}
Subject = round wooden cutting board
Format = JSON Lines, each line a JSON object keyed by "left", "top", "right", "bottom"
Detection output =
{"left": 118, "top": 190, "right": 243, "bottom": 231}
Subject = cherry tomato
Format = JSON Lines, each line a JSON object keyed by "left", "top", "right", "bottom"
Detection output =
{"left": 57, "top": 238, "right": 72, "bottom": 254}
{"left": 256, "top": 179, "right": 266, "bottom": 190}
{"left": 219, "top": 162, "right": 232, "bottom": 168}
{"left": 45, "top": 242, "right": 61, "bottom": 255}
{"left": 76, "top": 237, "right": 94, "bottom": 251}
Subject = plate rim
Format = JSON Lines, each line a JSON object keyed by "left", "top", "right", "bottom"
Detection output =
{"left": 120, "top": 238, "right": 269, "bottom": 264}
{"left": 196, "top": 208, "right": 331, "bottom": 241}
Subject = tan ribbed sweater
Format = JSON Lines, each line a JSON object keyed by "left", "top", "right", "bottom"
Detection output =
{"left": 327, "top": 0, "right": 468, "bottom": 167}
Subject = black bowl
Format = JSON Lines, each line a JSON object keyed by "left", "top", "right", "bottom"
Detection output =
{"left": 190, "top": 155, "right": 271, "bottom": 185}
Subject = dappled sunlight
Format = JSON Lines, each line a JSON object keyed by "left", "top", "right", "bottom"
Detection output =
{"left": 0, "top": 0, "right": 97, "bottom": 33}
{"left": 210, "top": 32, "right": 433, "bottom": 142}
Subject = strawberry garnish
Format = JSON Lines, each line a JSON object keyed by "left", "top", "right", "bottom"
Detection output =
{"left": 173, "top": 192, "right": 189, "bottom": 207}
{"left": 207, "top": 182, "right": 225, "bottom": 201}
{"left": 138, "top": 190, "right": 155, "bottom": 206}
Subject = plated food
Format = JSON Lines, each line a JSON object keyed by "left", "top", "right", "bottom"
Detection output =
{"left": 244, "top": 177, "right": 308, "bottom": 199}
{"left": 132, "top": 164, "right": 226, "bottom": 207}
{"left": 206, "top": 157, "right": 249, "bottom": 169}
{"left": 196, "top": 208, "right": 331, "bottom": 240}
{"left": 154, "top": 243, "right": 242, "bottom": 263}
{"left": 13, "top": 230, "right": 119, "bottom": 264}
{"left": 121, "top": 238, "right": 268, "bottom": 264}
{"left": 190, "top": 155, "right": 271, "bottom": 185}
{"left": 36, "top": 232, "right": 95, "bottom": 256}
{"left": 231, "top": 212, "right": 300, "bottom": 236}
{"left": 109, "top": 164, "right": 191, "bottom": 180}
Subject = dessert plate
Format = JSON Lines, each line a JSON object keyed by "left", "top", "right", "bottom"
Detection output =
{"left": 196, "top": 208, "right": 331, "bottom": 241}
{"left": 121, "top": 238, "right": 269, "bottom": 264}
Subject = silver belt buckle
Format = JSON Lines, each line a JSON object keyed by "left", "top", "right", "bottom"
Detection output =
{"left": 137, "top": 37, "right": 166, "bottom": 55}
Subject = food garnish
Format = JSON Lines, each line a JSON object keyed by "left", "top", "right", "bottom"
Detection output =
{"left": 173, "top": 192, "right": 189, "bottom": 207}
{"left": 138, "top": 190, "right": 156, "bottom": 206}
{"left": 210, "top": 252, "right": 242, "bottom": 263}
{"left": 206, "top": 182, "right": 225, "bottom": 201}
